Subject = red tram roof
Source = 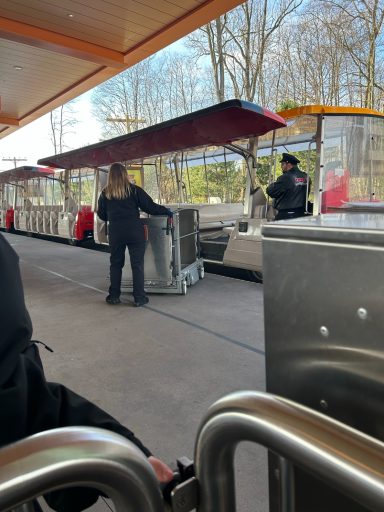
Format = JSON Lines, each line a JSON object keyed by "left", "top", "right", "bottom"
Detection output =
{"left": 37, "top": 100, "right": 286, "bottom": 170}
{"left": 0, "top": 166, "right": 55, "bottom": 183}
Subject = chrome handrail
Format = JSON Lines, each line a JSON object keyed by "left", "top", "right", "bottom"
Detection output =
{"left": 0, "top": 427, "right": 164, "bottom": 512}
{"left": 195, "top": 391, "right": 384, "bottom": 512}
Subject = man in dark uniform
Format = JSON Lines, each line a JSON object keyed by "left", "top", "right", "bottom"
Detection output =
{"left": 266, "top": 153, "right": 310, "bottom": 220}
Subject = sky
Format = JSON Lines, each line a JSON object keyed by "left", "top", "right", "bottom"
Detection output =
{"left": 0, "top": 91, "right": 102, "bottom": 171}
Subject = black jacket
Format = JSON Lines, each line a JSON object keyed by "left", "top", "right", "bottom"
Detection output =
{"left": 97, "top": 185, "right": 170, "bottom": 225}
{"left": 0, "top": 234, "right": 151, "bottom": 511}
{"left": 266, "top": 166, "right": 309, "bottom": 211}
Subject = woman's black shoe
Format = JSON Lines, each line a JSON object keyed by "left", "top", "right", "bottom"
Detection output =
{"left": 135, "top": 296, "right": 149, "bottom": 307}
{"left": 106, "top": 295, "right": 121, "bottom": 305}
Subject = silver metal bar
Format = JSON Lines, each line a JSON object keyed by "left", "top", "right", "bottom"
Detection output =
{"left": 305, "top": 140, "right": 314, "bottom": 213}
{"left": 12, "top": 503, "right": 36, "bottom": 512}
{"left": 313, "top": 115, "right": 324, "bottom": 215}
{"left": 201, "top": 258, "right": 224, "bottom": 265}
{"left": 194, "top": 391, "right": 384, "bottom": 512}
{"left": 0, "top": 427, "right": 164, "bottom": 512}
{"left": 176, "top": 231, "right": 199, "bottom": 241}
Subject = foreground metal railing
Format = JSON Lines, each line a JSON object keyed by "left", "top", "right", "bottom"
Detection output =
{"left": 194, "top": 391, "right": 384, "bottom": 512}
{"left": 3, "top": 393, "right": 384, "bottom": 512}
{"left": 0, "top": 427, "right": 164, "bottom": 512}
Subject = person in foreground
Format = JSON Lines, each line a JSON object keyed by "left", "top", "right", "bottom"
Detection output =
{"left": 97, "top": 162, "right": 172, "bottom": 307}
{"left": 266, "top": 153, "right": 310, "bottom": 220}
{"left": 0, "top": 233, "right": 173, "bottom": 511}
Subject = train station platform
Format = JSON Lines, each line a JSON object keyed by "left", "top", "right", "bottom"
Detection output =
{"left": 3, "top": 232, "right": 268, "bottom": 512}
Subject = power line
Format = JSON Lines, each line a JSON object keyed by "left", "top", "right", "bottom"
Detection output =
{"left": 2, "top": 156, "right": 27, "bottom": 168}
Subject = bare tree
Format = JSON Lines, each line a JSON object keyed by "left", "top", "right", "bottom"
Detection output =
{"left": 91, "top": 60, "right": 152, "bottom": 138}
{"left": 275, "top": 2, "right": 350, "bottom": 106}
{"left": 187, "top": 0, "right": 303, "bottom": 104}
{"left": 320, "top": 0, "right": 384, "bottom": 108}
{"left": 91, "top": 51, "right": 208, "bottom": 139}
{"left": 49, "top": 102, "right": 78, "bottom": 154}
{"left": 186, "top": 16, "right": 229, "bottom": 103}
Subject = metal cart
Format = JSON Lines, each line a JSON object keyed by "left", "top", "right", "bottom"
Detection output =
{"left": 121, "top": 208, "right": 204, "bottom": 295}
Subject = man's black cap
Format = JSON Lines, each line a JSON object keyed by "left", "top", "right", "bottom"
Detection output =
{"left": 280, "top": 153, "right": 300, "bottom": 165}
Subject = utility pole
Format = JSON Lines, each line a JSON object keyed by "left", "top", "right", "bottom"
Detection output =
{"left": 2, "top": 156, "right": 27, "bottom": 168}
{"left": 106, "top": 116, "right": 146, "bottom": 133}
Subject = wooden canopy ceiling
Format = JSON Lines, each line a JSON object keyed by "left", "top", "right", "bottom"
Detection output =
{"left": 0, "top": 0, "right": 244, "bottom": 139}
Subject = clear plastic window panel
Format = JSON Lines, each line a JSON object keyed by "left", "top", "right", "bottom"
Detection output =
{"left": 321, "top": 115, "right": 384, "bottom": 212}
{"left": 5, "top": 184, "right": 15, "bottom": 208}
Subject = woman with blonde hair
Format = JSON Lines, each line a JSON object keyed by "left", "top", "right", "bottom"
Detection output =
{"left": 97, "top": 162, "right": 172, "bottom": 306}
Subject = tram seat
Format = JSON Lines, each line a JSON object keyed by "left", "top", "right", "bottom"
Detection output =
{"left": 18, "top": 210, "right": 30, "bottom": 232}
{"left": 162, "top": 202, "right": 243, "bottom": 232}
{"left": 42, "top": 207, "right": 51, "bottom": 234}
{"left": 36, "top": 208, "right": 44, "bottom": 233}
{"left": 249, "top": 187, "right": 269, "bottom": 219}
{"left": 29, "top": 207, "right": 38, "bottom": 233}
{"left": 196, "top": 203, "right": 243, "bottom": 232}
{"left": 321, "top": 167, "right": 350, "bottom": 213}
{"left": 49, "top": 207, "right": 62, "bottom": 236}
{"left": 57, "top": 211, "right": 76, "bottom": 239}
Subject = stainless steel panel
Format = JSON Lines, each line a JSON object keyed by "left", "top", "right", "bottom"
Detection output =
{"left": 262, "top": 213, "right": 384, "bottom": 512}
{"left": 144, "top": 216, "right": 173, "bottom": 282}
{"left": 122, "top": 216, "right": 172, "bottom": 285}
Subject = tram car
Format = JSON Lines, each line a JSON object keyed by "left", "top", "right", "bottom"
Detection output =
{"left": 0, "top": 166, "right": 94, "bottom": 243}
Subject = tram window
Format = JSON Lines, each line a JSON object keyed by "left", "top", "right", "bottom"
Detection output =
{"left": 70, "top": 169, "right": 95, "bottom": 206}
{"left": 182, "top": 159, "right": 246, "bottom": 205}
{"left": 322, "top": 115, "right": 384, "bottom": 209}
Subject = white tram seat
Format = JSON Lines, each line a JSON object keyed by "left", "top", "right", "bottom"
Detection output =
{"left": 18, "top": 210, "right": 30, "bottom": 232}
{"left": 165, "top": 202, "right": 243, "bottom": 231}
{"left": 248, "top": 187, "right": 276, "bottom": 221}
{"left": 49, "top": 206, "right": 62, "bottom": 236}
{"left": 29, "top": 207, "right": 38, "bottom": 233}
{"left": 222, "top": 226, "right": 235, "bottom": 235}
{"left": 57, "top": 211, "right": 76, "bottom": 239}
{"left": 42, "top": 207, "right": 51, "bottom": 234}
{"left": 36, "top": 207, "right": 45, "bottom": 233}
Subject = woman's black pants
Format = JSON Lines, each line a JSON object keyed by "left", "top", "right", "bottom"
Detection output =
{"left": 108, "top": 237, "right": 146, "bottom": 301}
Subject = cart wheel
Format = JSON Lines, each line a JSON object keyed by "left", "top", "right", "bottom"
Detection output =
{"left": 198, "top": 267, "right": 205, "bottom": 279}
{"left": 248, "top": 270, "right": 263, "bottom": 283}
{"left": 182, "top": 279, "right": 187, "bottom": 295}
